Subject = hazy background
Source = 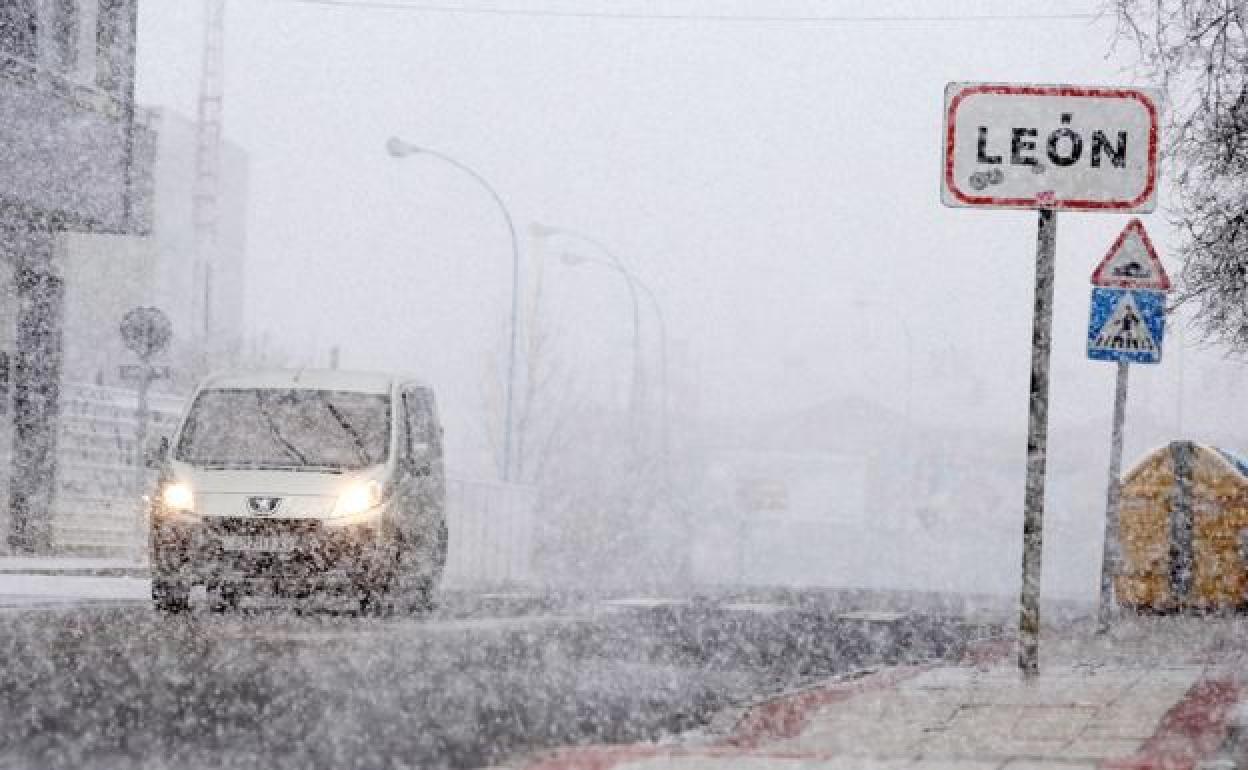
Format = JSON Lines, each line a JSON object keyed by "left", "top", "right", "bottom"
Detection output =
{"left": 129, "top": 0, "right": 1248, "bottom": 598}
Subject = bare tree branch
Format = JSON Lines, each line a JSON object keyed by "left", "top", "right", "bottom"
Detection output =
{"left": 1115, "top": 0, "right": 1248, "bottom": 349}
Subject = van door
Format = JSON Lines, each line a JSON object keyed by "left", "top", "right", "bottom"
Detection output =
{"left": 398, "top": 386, "right": 447, "bottom": 574}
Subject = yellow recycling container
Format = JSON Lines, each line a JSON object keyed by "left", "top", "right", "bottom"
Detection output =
{"left": 1116, "top": 441, "right": 1248, "bottom": 612}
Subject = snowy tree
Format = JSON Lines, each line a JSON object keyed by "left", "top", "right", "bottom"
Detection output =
{"left": 1115, "top": 1, "right": 1248, "bottom": 346}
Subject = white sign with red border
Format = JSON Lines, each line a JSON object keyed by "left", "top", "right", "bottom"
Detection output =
{"left": 1090, "top": 218, "right": 1170, "bottom": 290}
{"left": 942, "top": 83, "right": 1160, "bottom": 211}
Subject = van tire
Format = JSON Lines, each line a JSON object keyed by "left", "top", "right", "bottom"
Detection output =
{"left": 393, "top": 520, "right": 445, "bottom": 615}
{"left": 359, "top": 554, "right": 399, "bottom": 617}
{"left": 408, "top": 576, "right": 437, "bottom": 613}
{"left": 209, "top": 584, "right": 240, "bottom": 613}
{"left": 153, "top": 580, "right": 191, "bottom": 614}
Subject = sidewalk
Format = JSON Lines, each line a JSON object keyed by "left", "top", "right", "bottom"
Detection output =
{"left": 0, "top": 557, "right": 149, "bottom": 607}
{"left": 0, "top": 556, "right": 147, "bottom": 577}
{"left": 511, "top": 616, "right": 1248, "bottom": 770}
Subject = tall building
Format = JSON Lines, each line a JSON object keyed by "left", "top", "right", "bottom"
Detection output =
{"left": 0, "top": 1, "right": 155, "bottom": 553}
{"left": 59, "top": 108, "right": 249, "bottom": 393}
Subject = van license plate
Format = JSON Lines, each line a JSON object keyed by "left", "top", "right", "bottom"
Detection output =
{"left": 221, "top": 535, "right": 297, "bottom": 553}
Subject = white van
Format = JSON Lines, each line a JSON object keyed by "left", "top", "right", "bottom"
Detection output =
{"left": 148, "top": 369, "right": 447, "bottom": 613}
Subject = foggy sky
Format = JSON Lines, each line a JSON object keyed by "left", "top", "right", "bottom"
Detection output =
{"left": 132, "top": 0, "right": 1246, "bottom": 480}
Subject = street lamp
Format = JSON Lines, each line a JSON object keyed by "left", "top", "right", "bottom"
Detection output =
{"left": 531, "top": 223, "right": 670, "bottom": 459}
{"left": 387, "top": 137, "right": 520, "bottom": 482}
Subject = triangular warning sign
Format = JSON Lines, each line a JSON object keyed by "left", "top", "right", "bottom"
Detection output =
{"left": 1091, "top": 293, "right": 1158, "bottom": 353}
{"left": 1091, "top": 219, "right": 1171, "bottom": 290}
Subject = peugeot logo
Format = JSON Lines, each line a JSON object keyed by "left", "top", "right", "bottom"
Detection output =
{"left": 247, "top": 496, "right": 282, "bottom": 515}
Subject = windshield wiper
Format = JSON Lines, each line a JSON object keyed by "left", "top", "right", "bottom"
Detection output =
{"left": 318, "top": 394, "right": 372, "bottom": 465}
{"left": 257, "top": 392, "right": 310, "bottom": 466}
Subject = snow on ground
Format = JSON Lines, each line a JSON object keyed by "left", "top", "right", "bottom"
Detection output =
{"left": 0, "top": 574, "right": 150, "bottom": 607}
{"left": 0, "top": 557, "right": 143, "bottom": 574}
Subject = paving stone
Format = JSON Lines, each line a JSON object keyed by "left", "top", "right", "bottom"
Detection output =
{"left": 1009, "top": 706, "right": 1098, "bottom": 740}
{"left": 1059, "top": 737, "right": 1145, "bottom": 760}
{"left": 999, "top": 761, "right": 1099, "bottom": 769}
{"left": 902, "top": 669, "right": 979, "bottom": 691}
{"left": 618, "top": 758, "right": 916, "bottom": 770}
{"left": 625, "top": 621, "right": 1242, "bottom": 770}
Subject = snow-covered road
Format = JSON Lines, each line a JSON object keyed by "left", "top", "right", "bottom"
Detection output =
{"left": 0, "top": 587, "right": 978, "bottom": 770}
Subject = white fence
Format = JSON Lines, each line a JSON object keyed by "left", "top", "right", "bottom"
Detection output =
{"left": 443, "top": 479, "right": 537, "bottom": 587}
{"left": 49, "top": 383, "right": 537, "bottom": 586}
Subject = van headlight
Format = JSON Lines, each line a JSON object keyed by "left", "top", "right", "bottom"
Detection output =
{"left": 160, "top": 482, "right": 195, "bottom": 512}
{"left": 333, "top": 480, "right": 384, "bottom": 518}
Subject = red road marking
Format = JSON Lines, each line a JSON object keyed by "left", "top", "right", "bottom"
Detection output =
{"left": 515, "top": 638, "right": 1013, "bottom": 769}
{"left": 718, "top": 637, "right": 1010, "bottom": 750}
{"left": 718, "top": 664, "right": 928, "bottom": 750}
{"left": 1101, "top": 675, "right": 1241, "bottom": 770}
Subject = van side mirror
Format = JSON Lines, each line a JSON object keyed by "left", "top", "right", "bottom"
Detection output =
{"left": 144, "top": 435, "right": 170, "bottom": 469}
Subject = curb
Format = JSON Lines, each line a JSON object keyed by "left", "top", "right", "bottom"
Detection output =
{"left": 717, "top": 664, "right": 929, "bottom": 750}
{"left": 715, "top": 634, "right": 1010, "bottom": 751}
{"left": 511, "top": 634, "right": 1011, "bottom": 770}
{"left": 0, "top": 566, "right": 150, "bottom": 579}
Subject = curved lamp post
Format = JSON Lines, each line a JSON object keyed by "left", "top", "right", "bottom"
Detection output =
{"left": 530, "top": 222, "right": 669, "bottom": 460}
{"left": 387, "top": 137, "right": 520, "bottom": 482}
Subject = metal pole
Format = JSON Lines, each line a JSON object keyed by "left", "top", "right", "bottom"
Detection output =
{"left": 1018, "top": 208, "right": 1057, "bottom": 678}
{"left": 387, "top": 141, "right": 520, "bottom": 482}
{"left": 580, "top": 239, "right": 645, "bottom": 435}
{"left": 1097, "top": 360, "right": 1129, "bottom": 633}
{"left": 540, "top": 226, "right": 651, "bottom": 450}
{"left": 900, "top": 321, "right": 915, "bottom": 519}
{"left": 637, "top": 282, "right": 669, "bottom": 463}
{"left": 421, "top": 149, "right": 521, "bottom": 483}
{"left": 622, "top": 273, "right": 643, "bottom": 436}
{"left": 133, "top": 360, "right": 151, "bottom": 561}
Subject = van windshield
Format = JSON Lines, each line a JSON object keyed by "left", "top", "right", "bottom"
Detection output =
{"left": 175, "top": 388, "right": 391, "bottom": 471}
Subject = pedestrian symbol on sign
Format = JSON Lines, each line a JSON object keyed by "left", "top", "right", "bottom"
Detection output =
{"left": 1087, "top": 288, "right": 1165, "bottom": 364}
{"left": 1093, "top": 294, "right": 1155, "bottom": 352}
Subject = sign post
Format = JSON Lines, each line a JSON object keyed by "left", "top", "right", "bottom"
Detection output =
{"left": 1019, "top": 207, "right": 1057, "bottom": 675}
{"left": 119, "top": 307, "right": 172, "bottom": 560}
{"left": 943, "top": 82, "right": 1159, "bottom": 677}
{"left": 1086, "top": 220, "right": 1170, "bottom": 632}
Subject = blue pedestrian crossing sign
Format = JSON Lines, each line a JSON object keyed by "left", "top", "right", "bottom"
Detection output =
{"left": 1087, "top": 288, "right": 1165, "bottom": 364}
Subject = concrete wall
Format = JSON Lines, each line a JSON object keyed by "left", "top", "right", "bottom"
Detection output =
{"left": 59, "top": 232, "right": 158, "bottom": 386}
{"left": 0, "top": 0, "right": 153, "bottom": 552}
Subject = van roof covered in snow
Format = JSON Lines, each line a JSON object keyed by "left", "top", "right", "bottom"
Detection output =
{"left": 199, "top": 369, "right": 424, "bottom": 395}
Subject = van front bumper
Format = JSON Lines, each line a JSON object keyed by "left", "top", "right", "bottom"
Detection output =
{"left": 151, "top": 513, "right": 396, "bottom": 594}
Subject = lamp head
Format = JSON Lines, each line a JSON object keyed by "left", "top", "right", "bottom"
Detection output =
{"left": 386, "top": 136, "right": 417, "bottom": 158}
{"left": 529, "top": 222, "right": 560, "bottom": 240}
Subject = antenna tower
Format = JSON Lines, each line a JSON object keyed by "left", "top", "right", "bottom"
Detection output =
{"left": 192, "top": 0, "right": 225, "bottom": 339}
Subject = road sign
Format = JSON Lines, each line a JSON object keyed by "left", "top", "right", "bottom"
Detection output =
{"left": 942, "top": 83, "right": 1160, "bottom": 211}
{"left": 1090, "top": 218, "right": 1170, "bottom": 290}
{"left": 120, "top": 307, "right": 172, "bottom": 360}
{"left": 1087, "top": 288, "right": 1166, "bottom": 364}
{"left": 119, "top": 364, "right": 171, "bottom": 382}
